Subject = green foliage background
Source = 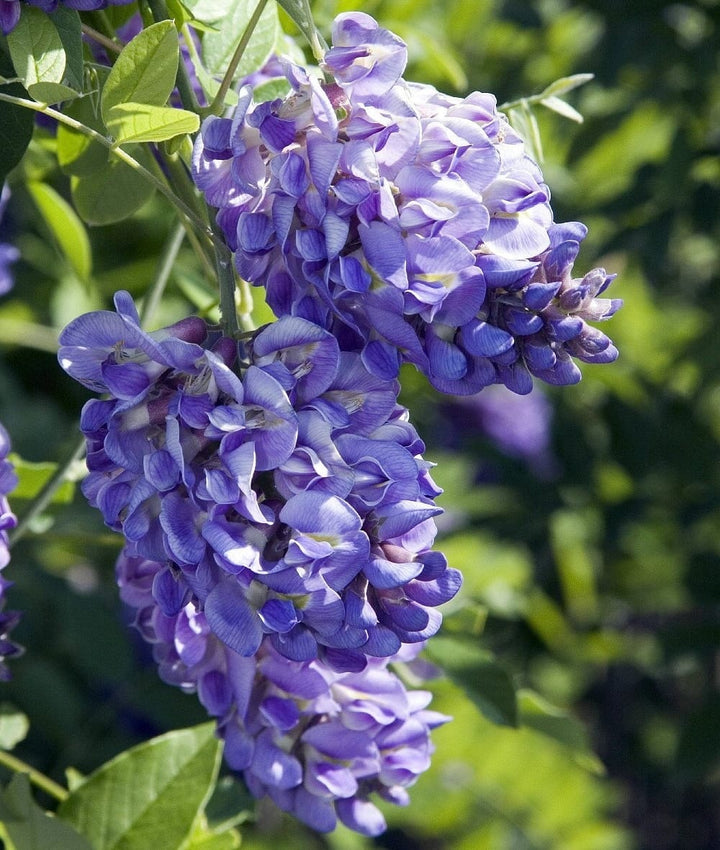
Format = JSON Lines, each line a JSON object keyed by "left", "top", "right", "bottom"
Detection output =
{"left": 1, "top": 0, "right": 719, "bottom": 848}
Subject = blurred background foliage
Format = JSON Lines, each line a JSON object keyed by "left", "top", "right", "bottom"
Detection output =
{"left": 1, "top": 0, "right": 720, "bottom": 848}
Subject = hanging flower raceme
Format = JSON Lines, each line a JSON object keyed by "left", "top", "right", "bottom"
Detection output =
{"left": 192, "top": 11, "right": 621, "bottom": 395}
{"left": 57, "top": 293, "right": 460, "bottom": 673}
{"left": 0, "top": 423, "right": 22, "bottom": 680}
{"left": 117, "top": 547, "right": 449, "bottom": 836}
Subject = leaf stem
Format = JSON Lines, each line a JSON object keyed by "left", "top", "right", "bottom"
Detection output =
{"left": 9, "top": 436, "right": 86, "bottom": 548}
{"left": 81, "top": 23, "right": 122, "bottom": 56}
{"left": 205, "top": 0, "right": 271, "bottom": 116}
{"left": 0, "top": 92, "right": 221, "bottom": 250}
{"left": 140, "top": 221, "right": 187, "bottom": 327}
{"left": 85, "top": 9, "right": 118, "bottom": 43}
{"left": 0, "top": 750, "right": 69, "bottom": 803}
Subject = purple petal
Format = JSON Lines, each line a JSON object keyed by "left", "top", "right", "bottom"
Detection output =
{"left": 359, "top": 221, "right": 408, "bottom": 290}
{"left": 336, "top": 797, "right": 387, "bottom": 837}
{"left": 251, "top": 729, "right": 303, "bottom": 789}
{"left": 204, "top": 580, "right": 263, "bottom": 656}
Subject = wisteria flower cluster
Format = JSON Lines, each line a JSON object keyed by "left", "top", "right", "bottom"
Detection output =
{"left": 117, "top": 547, "right": 449, "bottom": 835}
{"left": 58, "top": 291, "right": 460, "bottom": 832}
{"left": 0, "top": 422, "right": 22, "bottom": 681}
{"left": 0, "top": 0, "right": 628, "bottom": 841}
{"left": 192, "top": 11, "right": 621, "bottom": 396}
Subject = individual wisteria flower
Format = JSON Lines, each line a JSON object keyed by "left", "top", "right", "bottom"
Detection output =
{"left": 192, "top": 11, "right": 621, "bottom": 395}
{"left": 116, "top": 546, "right": 450, "bottom": 836}
{"left": 0, "top": 0, "right": 133, "bottom": 35}
{"left": 0, "top": 423, "right": 23, "bottom": 680}
{"left": 0, "top": 184, "right": 18, "bottom": 297}
{"left": 58, "top": 293, "right": 461, "bottom": 671}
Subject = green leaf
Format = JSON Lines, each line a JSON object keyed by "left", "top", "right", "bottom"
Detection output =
{"left": 203, "top": 0, "right": 279, "bottom": 79}
{"left": 539, "top": 73, "right": 594, "bottom": 99}
{"left": 425, "top": 636, "right": 518, "bottom": 727}
{"left": 7, "top": 7, "right": 66, "bottom": 92}
{"left": 183, "top": 0, "right": 236, "bottom": 23}
{"left": 27, "top": 81, "right": 80, "bottom": 104}
{"left": 274, "top": 0, "right": 325, "bottom": 59}
{"left": 540, "top": 95, "right": 584, "bottom": 123}
{"left": 101, "top": 21, "right": 179, "bottom": 123}
{"left": 106, "top": 102, "right": 200, "bottom": 144}
{"left": 49, "top": 7, "right": 83, "bottom": 92}
{"left": 9, "top": 456, "right": 76, "bottom": 505}
{"left": 27, "top": 182, "right": 92, "bottom": 281}
{"left": 0, "top": 704, "right": 29, "bottom": 751}
{"left": 0, "top": 773, "right": 94, "bottom": 850}
{"left": 71, "top": 143, "right": 157, "bottom": 225}
{"left": 186, "top": 829, "right": 241, "bottom": 850}
{"left": 188, "top": 59, "right": 238, "bottom": 109}
{"left": 0, "top": 57, "right": 34, "bottom": 184}
{"left": 57, "top": 723, "right": 222, "bottom": 850}
{"left": 518, "top": 690, "right": 605, "bottom": 774}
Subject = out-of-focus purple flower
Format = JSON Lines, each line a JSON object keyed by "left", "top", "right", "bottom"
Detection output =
{"left": 58, "top": 293, "right": 460, "bottom": 670}
{"left": 0, "top": 184, "right": 18, "bottom": 296}
{"left": 450, "top": 383, "right": 557, "bottom": 475}
{"left": 0, "top": 423, "right": 23, "bottom": 680}
{"left": 0, "top": 0, "right": 133, "bottom": 35}
{"left": 192, "top": 11, "right": 621, "bottom": 396}
{"left": 116, "top": 547, "right": 450, "bottom": 836}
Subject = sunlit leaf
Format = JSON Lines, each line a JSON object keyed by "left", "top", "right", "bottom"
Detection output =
{"left": 183, "top": 0, "right": 236, "bottom": 23}
{"left": 101, "top": 21, "right": 179, "bottom": 122}
{"left": 6, "top": 7, "right": 82, "bottom": 103}
{"left": 106, "top": 102, "right": 200, "bottom": 144}
{"left": 6, "top": 7, "right": 66, "bottom": 92}
{"left": 539, "top": 73, "right": 594, "bottom": 99}
{"left": 540, "top": 95, "right": 584, "bottom": 123}
{"left": 27, "top": 182, "right": 92, "bottom": 282}
{"left": 0, "top": 774, "right": 93, "bottom": 850}
{"left": 0, "top": 704, "right": 29, "bottom": 751}
{"left": 9, "top": 456, "right": 76, "bottom": 505}
{"left": 57, "top": 723, "right": 221, "bottom": 850}
{"left": 203, "top": 0, "right": 279, "bottom": 79}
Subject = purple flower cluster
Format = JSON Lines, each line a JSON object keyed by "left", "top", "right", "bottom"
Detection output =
{"left": 0, "top": 0, "right": 132, "bottom": 34}
{"left": 58, "top": 292, "right": 458, "bottom": 832}
{"left": 191, "top": 11, "right": 621, "bottom": 395}
{"left": 0, "top": 423, "right": 22, "bottom": 680}
{"left": 118, "top": 548, "right": 449, "bottom": 835}
{"left": 58, "top": 293, "right": 459, "bottom": 666}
